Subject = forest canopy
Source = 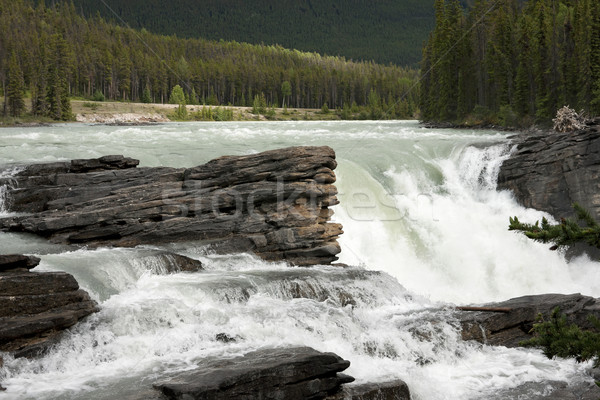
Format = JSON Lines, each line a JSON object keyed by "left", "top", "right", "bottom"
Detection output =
{"left": 48, "top": 0, "right": 436, "bottom": 67}
{"left": 420, "top": 0, "right": 600, "bottom": 126}
{"left": 0, "top": 0, "right": 419, "bottom": 118}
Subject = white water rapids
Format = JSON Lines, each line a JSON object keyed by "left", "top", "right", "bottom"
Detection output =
{"left": 0, "top": 121, "right": 598, "bottom": 399}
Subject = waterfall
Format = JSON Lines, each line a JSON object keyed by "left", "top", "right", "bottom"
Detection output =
{"left": 0, "top": 121, "right": 597, "bottom": 400}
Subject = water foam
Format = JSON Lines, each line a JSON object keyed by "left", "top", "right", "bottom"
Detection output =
{"left": 335, "top": 144, "right": 600, "bottom": 303}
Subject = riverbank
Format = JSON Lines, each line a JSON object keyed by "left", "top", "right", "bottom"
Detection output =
{"left": 0, "top": 100, "right": 351, "bottom": 127}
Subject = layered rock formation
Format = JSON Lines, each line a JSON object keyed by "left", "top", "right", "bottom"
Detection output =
{"left": 0, "top": 254, "right": 98, "bottom": 358}
{"left": 152, "top": 347, "right": 354, "bottom": 400}
{"left": 459, "top": 293, "right": 600, "bottom": 347}
{"left": 498, "top": 119, "right": 600, "bottom": 220}
{"left": 0, "top": 146, "right": 342, "bottom": 266}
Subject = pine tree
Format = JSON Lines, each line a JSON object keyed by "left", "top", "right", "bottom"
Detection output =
{"left": 509, "top": 203, "right": 600, "bottom": 252}
{"left": 141, "top": 85, "right": 152, "bottom": 103}
{"left": 6, "top": 51, "right": 26, "bottom": 117}
{"left": 46, "top": 34, "right": 73, "bottom": 121}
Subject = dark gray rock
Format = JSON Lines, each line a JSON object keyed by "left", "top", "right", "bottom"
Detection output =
{"left": 138, "top": 252, "right": 204, "bottom": 274}
{"left": 0, "top": 256, "right": 98, "bottom": 357}
{"left": 498, "top": 120, "right": 600, "bottom": 221}
{"left": 327, "top": 380, "right": 411, "bottom": 400}
{"left": 152, "top": 347, "right": 354, "bottom": 400}
{"left": 459, "top": 293, "right": 600, "bottom": 347}
{"left": 0, "top": 254, "right": 41, "bottom": 272}
{"left": 0, "top": 146, "right": 342, "bottom": 266}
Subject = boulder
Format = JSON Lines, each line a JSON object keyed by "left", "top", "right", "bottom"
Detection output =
{"left": 152, "top": 347, "right": 354, "bottom": 400}
{"left": 458, "top": 293, "right": 600, "bottom": 347}
{"left": 0, "top": 255, "right": 98, "bottom": 358}
{"left": 498, "top": 119, "right": 600, "bottom": 221}
{"left": 0, "top": 146, "right": 342, "bottom": 266}
{"left": 138, "top": 252, "right": 204, "bottom": 274}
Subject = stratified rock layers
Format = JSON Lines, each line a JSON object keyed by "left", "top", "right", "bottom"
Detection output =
{"left": 498, "top": 120, "right": 600, "bottom": 220}
{"left": 0, "top": 255, "right": 98, "bottom": 358}
{"left": 0, "top": 147, "right": 342, "bottom": 266}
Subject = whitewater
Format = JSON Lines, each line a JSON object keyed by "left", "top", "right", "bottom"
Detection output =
{"left": 0, "top": 120, "right": 598, "bottom": 399}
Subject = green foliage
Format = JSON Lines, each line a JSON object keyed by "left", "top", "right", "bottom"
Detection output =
{"left": 82, "top": 102, "right": 99, "bottom": 110}
{"left": 421, "top": 0, "right": 600, "bottom": 125}
{"left": 509, "top": 203, "right": 600, "bottom": 251}
{"left": 193, "top": 105, "right": 234, "bottom": 121}
{"left": 321, "top": 102, "right": 330, "bottom": 114}
{"left": 92, "top": 90, "right": 105, "bottom": 102}
{"left": 252, "top": 93, "right": 267, "bottom": 115}
{"left": 521, "top": 307, "right": 600, "bottom": 370}
{"left": 169, "top": 85, "right": 186, "bottom": 105}
{"left": 141, "top": 86, "right": 152, "bottom": 104}
{"left": 1, "top": 0, "right": 419, "bottom": 118}
{"left": 281, "top": 81, "right": 291, "bottom": 108}
{"left": 56, "top": 0, "right": 436, "bottom": 66}
{"left": 6, "top": 51, "right": 26, "bottom": 117}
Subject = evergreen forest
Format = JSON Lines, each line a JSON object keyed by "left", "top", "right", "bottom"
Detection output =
{"left": 420, "top": 0, "right": 600, "bottom": 126}
{"left": 0, "top": 0, "right": 419, "bottom": 120}
{"left": 51, "top": 0, "right": 436, "bottom": 67}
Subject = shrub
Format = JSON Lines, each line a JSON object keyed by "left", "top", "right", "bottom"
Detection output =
{"left": 92, "top": 90, "right": 105, "bottom": 102}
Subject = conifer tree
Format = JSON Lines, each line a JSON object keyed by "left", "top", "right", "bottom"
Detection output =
{"left": 6, "top": 51, "right": 26, "bottom": 117}
{"left": 509, "top": 203, "right": 600, "bottom": 252}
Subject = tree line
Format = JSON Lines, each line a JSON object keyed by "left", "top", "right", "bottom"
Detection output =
{"left": 0, "top": 0, "right": 419, "bottom": 120}
{"left": 420, "top": 0, "right": 600, "bottom": 126}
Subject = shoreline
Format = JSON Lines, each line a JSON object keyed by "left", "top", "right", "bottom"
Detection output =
{"left": 1, "top": 99, "right": 424, "bottom": 127}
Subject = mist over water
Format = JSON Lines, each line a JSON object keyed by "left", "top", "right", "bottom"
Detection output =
{"left": 0, "top": 121, "right": 598, "bottom": 399}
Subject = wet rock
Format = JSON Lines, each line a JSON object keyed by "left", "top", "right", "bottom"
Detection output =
{"left": 327, "top": 380, "right": 411, "bottom": 400}
{"left": 0, "top": 254, "right": 41, "bottom": 272}
{"left": 215, "top": 333, "right": 237, "bottom": 343}
{"left": 0, "top": 255, "right": 98, "bottom": 358}
{"left": 153, "top": 347, "right": 354, "bottom": 400}
{"left": 139, "top": 252, "right": 204, "bottom": 274}
{"left": 459, "top": 293, "right": 600, "bottom": 347}
{"left": 0, "top": 146, "right": 342, "bottom": 266}
{"left": 498, "top": 120, "right": 600, "bottom": 221}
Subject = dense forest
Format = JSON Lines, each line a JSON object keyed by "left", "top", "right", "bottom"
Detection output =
{"left": 0, "top": 0, "right": 419, "bottom": 120}
{"left": 420, "top": 0, "right": 600, "bottom": 125}
{"left": 54, "top": 0, "right": 435, "bottom": 67}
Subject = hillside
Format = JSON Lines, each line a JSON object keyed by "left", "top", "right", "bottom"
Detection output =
{"left": 60, "top": 0, "right": 435, "bottom": 67}
{"left": 0, "top": 0, "right": 419, "bottom": 121}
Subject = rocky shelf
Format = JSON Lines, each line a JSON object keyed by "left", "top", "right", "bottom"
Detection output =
{"left": 458, "top": 293, "right": 600, "bottom": 348}
{"left": 0, "top": 254, "right": 98, "bottom": 359}
{"left": 498, "top": 118, "right": 600, "bottom": 221}
{"left": 0, "top": 146, "right": 343, "bottom": 266}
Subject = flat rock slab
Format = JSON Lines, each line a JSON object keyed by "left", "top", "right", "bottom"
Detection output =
{"left": 0, "top": 147, "right": 342, "bottom": 266}
{"left": 459, "top": 293, "right": 600, "bottom": 347}
{"left": 153, "top": 347, "right": 354, "bottom": 400}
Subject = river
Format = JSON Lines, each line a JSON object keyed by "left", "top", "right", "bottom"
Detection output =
{"left": 0, "top": 121, "right": 598, "bottom": 399}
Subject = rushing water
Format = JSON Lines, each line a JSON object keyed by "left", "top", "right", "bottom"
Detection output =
{"left": 0, "top": 121, "right": 598, "bottom": 399}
